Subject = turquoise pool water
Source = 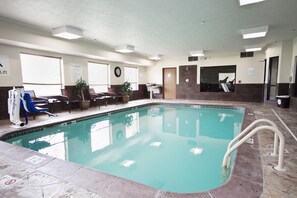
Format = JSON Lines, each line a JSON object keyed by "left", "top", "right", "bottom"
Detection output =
{"left": 6, "top": 104, "right": 244, "bottom": 193}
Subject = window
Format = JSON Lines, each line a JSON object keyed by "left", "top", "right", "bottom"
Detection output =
{"left": 124, "top": 67, "right": 138, "bottom": 90}
{"left": 88, "top": 62, "right": 110, "bottom": 92}
{"left": 90, "top": 120, "right": 111, "bottom": 152}
{"left": 125, "top": 112, "right": 139, "bottom": 138}
{"left": 20, "top": 53, "right": 63, "bottom": 96}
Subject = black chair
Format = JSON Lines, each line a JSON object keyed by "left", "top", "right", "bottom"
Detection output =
{"left": 88, "top": 88, "right": 109, "bottom": 108}
{"left": 61, "top": 89, "right": 80, "bottom": 112}
{"left": 108, "top": 88, "right": 122, "bottom": 104}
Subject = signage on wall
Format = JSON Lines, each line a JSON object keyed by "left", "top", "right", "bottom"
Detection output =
{"left": 248, "top": 67, "right": 255, "bottom": 75}
{"left": 0, "top": 55, "right": 10, "bottom": 76}
{"left": 70, "top": 63, "right": 83, "bottom": 83}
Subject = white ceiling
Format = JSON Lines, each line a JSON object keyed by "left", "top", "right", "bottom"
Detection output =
{"left": 0, "top": 0, "right": 297, "bottom": 57}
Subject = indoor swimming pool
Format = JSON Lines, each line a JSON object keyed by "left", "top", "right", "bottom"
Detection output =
{"left": 5, "top": 104, "right": 245, "bottom": 193}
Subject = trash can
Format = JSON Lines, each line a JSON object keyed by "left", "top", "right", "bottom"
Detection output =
{"left": 276, "top": 95, "right": 290, "bottom": 108}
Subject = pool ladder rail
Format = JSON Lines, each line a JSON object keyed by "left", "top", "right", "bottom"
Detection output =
{"left": 222, "top": 119, "right": 286, "bottom": 172}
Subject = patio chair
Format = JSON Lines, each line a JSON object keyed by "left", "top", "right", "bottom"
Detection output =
{"left": 88, "top": 88, "right": 109, "bottom": 107}
{"left": 61, "top": 89, "right": 80, "bottom": 112}
{"left": 108, "top": 87, "right": 122, "bottom": 104}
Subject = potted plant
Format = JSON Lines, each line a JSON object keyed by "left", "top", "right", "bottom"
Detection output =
{"left": 125, "top": 114, "right": 133, "bottom": 127}
{"left": 75, "top": 78, "right": 90, "bottom": 110}
{"left": 121, "top": 81, "right": 133, "bottom": 103}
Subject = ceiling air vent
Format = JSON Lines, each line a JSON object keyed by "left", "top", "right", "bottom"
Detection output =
{"left": 240, "top": 52, "right": 254, "bottom": 58}
{"left": 188, "top": 56, "right": 198, "bottom": 62}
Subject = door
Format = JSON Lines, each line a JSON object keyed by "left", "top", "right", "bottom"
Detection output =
{"left": 267, "top": 57, "right": 279, "bottom": 100}
{"left": 163, "top": 68, "right": 176, "bottom": 99}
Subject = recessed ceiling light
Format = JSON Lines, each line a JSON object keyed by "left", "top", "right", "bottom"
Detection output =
{"left": 245, "top": 45, "right": 262, "bottom": 52}
{"left": 52, "top": 26, "right": 83, "bottom": 40}
{"left": 148, "top": 54, "right": 162, "bottom": 61}
{"left": 239, "top": 0, "right": 265, "bottom": 6}
{"left": 115, "top": 45, "right": 135, "bottom": 53}
{"left": 189, "top": 50, "right": 205, "bottom": 57}
{"left": 242, "top": 26, "right": 268, "bottom": 39}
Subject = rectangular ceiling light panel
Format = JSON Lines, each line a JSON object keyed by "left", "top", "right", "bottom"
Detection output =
{"left": 52, "top": 26, "right": 83, "bottom": 40}
{"left": 242, "top": 26, "right": 268, "bottom": 39}
{"left": 189, "top": 50, "right": 205, "bottom": 57}
{"left": 148, "top": 54, "right": 162, "bottom": 60}
{"left": 239, "top": 0, "right": 265, "bottom": 6}
{"left": 244, "top": 45, "right": 262, "bottom": 52}
{"left": 245, "top": 47, "right": 262, "bottom": 52}
{"left": 115, "top": 45, "right": 135, "bottom": 53}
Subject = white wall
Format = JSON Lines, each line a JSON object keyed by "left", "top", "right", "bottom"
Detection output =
{"left": 0, "top": 19, "right": 153, "bottom": 67}
{"left": 0, "top": 44, "right": 147, "bottom": 88}
{"left": 0, "top": 44, "right": 22, "bottom": 86}
{"left": 265, "top": 40, "right": 293, "bottom": 84}
{"left": 280, "top": 40, "right": 292, "bottom": 83}
{"left": 291, "top": 37, "right": 297, "bottom": 82}
{"left": 109, "top": 63, "right": 146, "bottom": 85}
{"left": 147, "top": 52, "right": 265, "bottom": 85}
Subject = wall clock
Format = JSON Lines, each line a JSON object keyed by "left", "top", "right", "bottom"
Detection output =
{"left": 114, "top": 67, "right": 121, "bottom": 77}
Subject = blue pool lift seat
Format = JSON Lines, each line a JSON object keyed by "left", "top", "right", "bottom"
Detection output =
{"left": 21, "top": 93, "right": 56, "bottom": 122}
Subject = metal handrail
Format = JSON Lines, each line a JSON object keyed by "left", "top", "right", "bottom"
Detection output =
{"left": 222, "top": 125, "right": 286, "bottom": 171}
{"left": 227, "top": 119, "right": 279, "bottom": 156}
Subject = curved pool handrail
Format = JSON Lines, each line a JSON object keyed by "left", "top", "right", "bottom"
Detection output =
{"left": 222, "top": 125, "right": 286, "bottom": 171}
{"left": 227, "top": 119, "right": 279, "bottom": 155}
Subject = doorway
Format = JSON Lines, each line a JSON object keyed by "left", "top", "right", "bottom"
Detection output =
{"left": 263, "top": 59, "right": 266, "bottom": 101}
{"left": 163, "top": 68, "right": 176, "bottom": 99}
{"left": 267, "top": 56, "right": 279, "bottom": 100}
{"left": 294, "top": 56, "right": 297, "bottom": 96}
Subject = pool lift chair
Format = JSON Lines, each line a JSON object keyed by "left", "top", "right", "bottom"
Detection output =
{"left": 21, "top": 93, "right": 57, "bottom": 124}
{"left": 8, "top": 88, "right": 56, "bottom": 127}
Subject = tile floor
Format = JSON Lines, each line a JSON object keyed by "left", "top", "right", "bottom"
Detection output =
{"left": 0, "top": 99, "right": 296, "bottom": 198}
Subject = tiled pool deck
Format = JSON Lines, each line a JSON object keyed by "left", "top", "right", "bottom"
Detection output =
{"left": 0, "top": 99, "right": 296, "bottom": 197}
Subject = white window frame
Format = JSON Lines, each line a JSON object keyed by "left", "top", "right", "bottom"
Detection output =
{"left": 88, "top": 62, "right": 110, "bottom": 93}
{"left": 20, "top": 53, "right": 63, "bottom": 96}
{"left": 124, "top": 66, "right": 139, "bottom": 91}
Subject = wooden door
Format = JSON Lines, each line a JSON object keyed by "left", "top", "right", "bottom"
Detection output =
{"left": 163, "top": 68, "right": 176, "bottom": 99}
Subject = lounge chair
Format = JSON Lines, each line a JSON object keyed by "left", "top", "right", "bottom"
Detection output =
{"left": 108, "top": 88, "right": 122, "bottom": 104}
{"left": 89, "top": 88, "right": 110, "bottom": 107}
{"left": 61, "top": 89, "right": 80, "bottom": 112}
